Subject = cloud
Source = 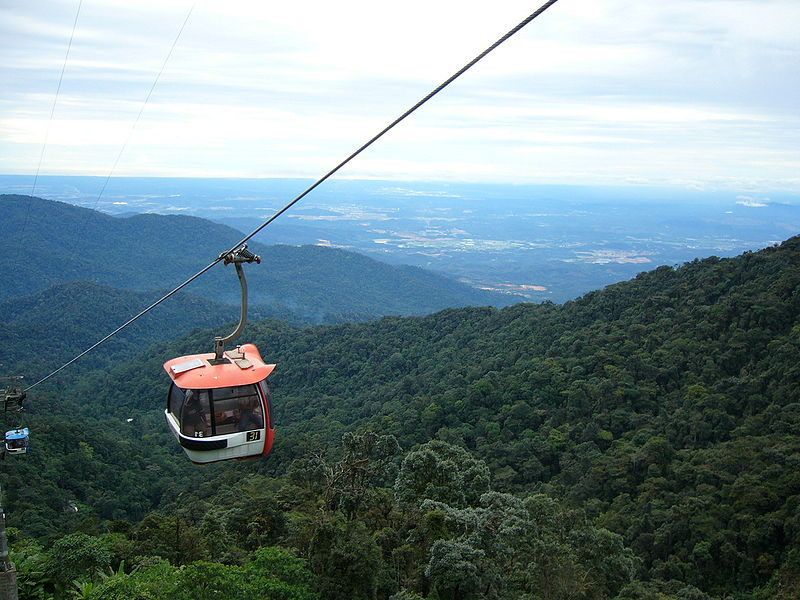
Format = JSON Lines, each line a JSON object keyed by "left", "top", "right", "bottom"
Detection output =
{"left": 736, "top": 195, "right": 770, "bottom": 207}
{"left": 0, "top": 0, "right": 798, "bottom": 189}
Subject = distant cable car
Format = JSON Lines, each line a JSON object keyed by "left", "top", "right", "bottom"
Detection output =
{"left": 4, "top": 428, "right": 30, "bottom": 455}
{"left": 163, "top": 244, "right": 276, "bottom": 464}
{"left": 1, "top": 376, "right": 25, "bottom": 412}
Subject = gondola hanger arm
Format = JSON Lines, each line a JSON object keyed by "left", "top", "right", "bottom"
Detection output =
{"left": 213, "top": 245, "right": 261, "bottom": 362}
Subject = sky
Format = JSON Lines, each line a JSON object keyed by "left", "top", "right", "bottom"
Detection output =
{"left": 1, "top": 0, "right": 798, "bottom": 192}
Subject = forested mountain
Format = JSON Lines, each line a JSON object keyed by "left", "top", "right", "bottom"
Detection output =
{"left": 0, "top": 194, "right": 514, "bottom": 316}
{"left": 0, "top": 280, "right": 373, "bottom": 385}
{"left": 5, "top": 237, "right": 800, "bottom": 600}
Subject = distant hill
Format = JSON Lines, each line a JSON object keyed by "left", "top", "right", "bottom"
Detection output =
{"left": 0, "top": 194, "right": 516, "bottom": 316}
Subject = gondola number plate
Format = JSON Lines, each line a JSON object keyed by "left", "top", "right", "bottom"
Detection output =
{"left": 246, "top": 431, "right": 261, "bottom": 442}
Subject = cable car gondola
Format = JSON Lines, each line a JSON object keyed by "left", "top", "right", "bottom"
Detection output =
{"left": 163, "top": 245, "right": 276, "bottom": 464}
{"left": 4, "top": 428, "right": 30, "bottom": 455}
{"left": 1, "top": 376, "right": 25, "bottom": 412}
{"left": 164, "top": 343, "right": 275, "bottom": 464}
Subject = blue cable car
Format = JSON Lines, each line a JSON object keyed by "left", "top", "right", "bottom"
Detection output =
{"left": 5, "top": 428, "right": 30, "bottom": 455}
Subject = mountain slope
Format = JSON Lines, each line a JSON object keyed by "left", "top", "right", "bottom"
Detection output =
{"left": 0, "top": 280, "right": 358, "bottom": 381}
{"left": 0, "top": 194, "right": 515, "bottom": 315}
{"left": 10, "top": 235, "right": 800, "bottom": 598}
{"left": 84, "top": 236, "right": 800, "bottom": 596}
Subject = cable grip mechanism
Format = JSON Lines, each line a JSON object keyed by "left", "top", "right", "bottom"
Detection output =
{"left": 220, "top": 244, "right": 261, "bottom": 266}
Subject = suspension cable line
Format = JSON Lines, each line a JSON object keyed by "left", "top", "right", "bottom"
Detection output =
{"left": 24, "top": 0, "right": 561, "bottom": 392}
{"left": 16, "top": 0, "right": 83, "bottom": 250}
{"left": 24, "top": 260, "right": 222, "bottom": 392}
{"left": 59, "top": 3, "right": 196, "bottom": 268}
{"left": 222, "top": 0, "right": 561, "bottom": 256}
{"left": 91, "top": 4, "right": 195, "bottom": 211}
{"left": 31, "top": 0, "right": 83, "bottom": 198}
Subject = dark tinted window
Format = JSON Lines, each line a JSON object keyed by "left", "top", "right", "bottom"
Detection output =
{"left": 168, "top": 384, "right": 184, "bottom": 418}
{"left": 171, "top": 385, "right": 265, "bottom": 438}
{"left": 211, "top": 385, "right": 263, "bottom": 435}
{"left": 180, "top": 389, "right": 212, "bottom": 438}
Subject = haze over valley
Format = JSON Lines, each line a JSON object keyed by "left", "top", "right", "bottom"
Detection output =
{"left": 4, "top": 175, "right": 798, "bottom": 302}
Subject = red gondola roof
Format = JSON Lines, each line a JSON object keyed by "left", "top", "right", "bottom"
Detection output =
{"left": 163, "top": 343, "right": 275, "bottom": 389}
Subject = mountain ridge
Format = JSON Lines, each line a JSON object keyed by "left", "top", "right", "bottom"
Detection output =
{"left": 0, "top": 194, "right": 516, "bottom": 315}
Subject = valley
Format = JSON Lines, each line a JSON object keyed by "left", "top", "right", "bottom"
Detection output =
{"left": 5, "top": 175, "right": 798, "bottom": 302}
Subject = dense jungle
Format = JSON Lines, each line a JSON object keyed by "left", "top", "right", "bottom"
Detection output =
{"left": 2, "top": 234, "right": 799, "bottom": 599}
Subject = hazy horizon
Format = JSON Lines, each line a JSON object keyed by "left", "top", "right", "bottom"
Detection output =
{"left": 4, "top": 173, "right": 798, "bottom": 303}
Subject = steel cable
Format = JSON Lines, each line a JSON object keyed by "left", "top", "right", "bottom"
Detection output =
{"left": 25, "top": 0, "right": 561, "bottom": 391}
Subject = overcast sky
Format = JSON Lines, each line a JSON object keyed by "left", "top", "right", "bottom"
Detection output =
{"left": 1, "top": 0, "right": 798, "bottom": 192}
